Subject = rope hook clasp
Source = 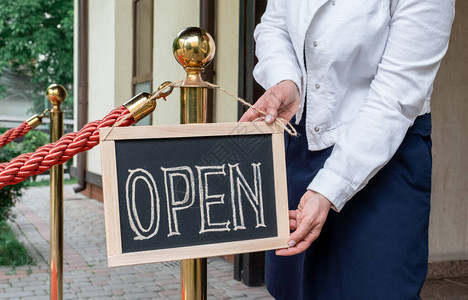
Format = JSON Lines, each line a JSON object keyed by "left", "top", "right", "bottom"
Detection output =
{"left": 155, "top": 81, "right": 174, "bottom": 101}
{"left": 123, "top": 81, "right": 174, "bottom": 123}
{"left": 26, "top": 109, "right": 51, "bottom": 129}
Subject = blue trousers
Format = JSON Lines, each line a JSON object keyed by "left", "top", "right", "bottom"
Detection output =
{"left": 266, "top": 114, "right": 432, "bottom": 299}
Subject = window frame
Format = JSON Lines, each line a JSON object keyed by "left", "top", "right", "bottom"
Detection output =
{"left": 132, "top": 0, "right": 154, "bottom": 125}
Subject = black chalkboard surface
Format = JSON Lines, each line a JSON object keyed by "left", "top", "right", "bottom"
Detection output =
{"left": 100, "top": 122, "right": 289, "bottom": 267}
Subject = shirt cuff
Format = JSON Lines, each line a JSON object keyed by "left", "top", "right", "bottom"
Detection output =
{"left": 253, "top": 65, "right": 303, "bottom": 99}
{"left": 307, "top": 168, "right": 355, "bottom": 212}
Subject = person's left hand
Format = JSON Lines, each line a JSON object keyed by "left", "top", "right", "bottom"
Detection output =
{"left": 276, "top": 190, "right": 332, "bottom": 256}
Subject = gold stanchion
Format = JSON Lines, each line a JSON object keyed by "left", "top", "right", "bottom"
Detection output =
{"left": 173, "top": 27, "right": 215, "bottom": 300}
{"left": 47, "top": 84, "right": 67, "bottom": 300}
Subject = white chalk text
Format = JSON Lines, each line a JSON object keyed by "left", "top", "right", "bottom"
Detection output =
{"left": 125, "top": 163, "right": 265, "bottom": 240}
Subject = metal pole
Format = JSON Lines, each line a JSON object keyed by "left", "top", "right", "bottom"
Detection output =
{"left": 180, "top": 82, "right": 207, "bottom": 300}
{"left": 47, "top": 84, "right": 67, "bottom": 300}
{"left": 173, "top": 27, "right": 215, "bottom": 300}
{"left": 180, "top": 258, "right": 207, "bottom": 300}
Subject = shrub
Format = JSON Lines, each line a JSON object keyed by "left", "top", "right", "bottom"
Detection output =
{"left": 0, "top": 220, "right": 34, "bottom": 266}
{"left": 0, "top": 128, "right": 29, "bottom": 222}
{"left": 19, "top": 130, "right": 49, "bottom": 153}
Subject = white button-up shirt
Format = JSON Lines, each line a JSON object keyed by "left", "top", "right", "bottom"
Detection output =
{"left": 253, "top": 0, "right": 455, "bottom": 211}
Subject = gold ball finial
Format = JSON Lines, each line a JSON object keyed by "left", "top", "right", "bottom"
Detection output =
{"left": 46, "top": 84, "right": 67, "bottom": 106}
{"left": 172, "top": 27, "right": 215, "bottom": 70}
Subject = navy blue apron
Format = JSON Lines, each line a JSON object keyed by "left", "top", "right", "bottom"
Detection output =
{"left": 265, "top": 113, "right": 432, "bottom": 299}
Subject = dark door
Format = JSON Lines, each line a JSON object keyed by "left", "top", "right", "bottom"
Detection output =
{"left": 237, "top": 0, "right": 267, "bottom": 119}
{"left": 235, "top": 0, "right": 268, "bottom": 287}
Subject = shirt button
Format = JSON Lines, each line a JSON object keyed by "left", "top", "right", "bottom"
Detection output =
{"left": 314, "top": 127, "right": 320, "bottom": 133}
{"left": 315, "top": 83, "right": 320, "bottom": 89}
{"left": 332, "top": 1, "right": 336, "bottom": 6}
{"left": 313, "top": 41, "right": 318, "bottom": 47}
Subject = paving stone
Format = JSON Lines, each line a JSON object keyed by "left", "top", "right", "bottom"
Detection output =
{"left": 0, "top": 291, "right": 34, "bottom": 298}
{"left": 4, "top": 287, "right": 26, "bottom": 293}
{"left": 421, "top": 278, "right": 468, "bottom": 299}
{"left": 22, "top": 296, "right": 49, "bottom": 300}
{"left": 77, "top": 289, "right": 113, "bottom": 298}
{"left": 110, "top": 288, "right": 125, "bottom": 296}
{"left": 24, "top": 285, "right": 48, "bottom": 292}
{"left": 158, "top": 289, "right": 180, "bottom": 297}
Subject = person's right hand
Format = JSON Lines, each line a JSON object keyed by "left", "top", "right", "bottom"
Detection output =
{"left": 239, "top": 80, "right": 300, "bottom": 124}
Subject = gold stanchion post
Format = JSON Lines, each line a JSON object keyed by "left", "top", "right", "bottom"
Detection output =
{"left": 173, "top": 27, "right": 215, "bottom": 300}
{"left": 47, "top": 84, "right": 67, "bottom": 300}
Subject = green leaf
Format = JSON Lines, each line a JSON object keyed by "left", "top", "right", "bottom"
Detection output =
{"left": 0, "top": 0, "right": 74, "bottom": 117}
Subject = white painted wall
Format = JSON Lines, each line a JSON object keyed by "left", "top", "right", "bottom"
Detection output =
{"left": 152, "top": 0, "right": 200, "bottom": 125}
{"left": 151, "top": 0, "right": 239, "bottom": 124}
{"left": 213, "top": 0, "right": 240, "bottom": 123}
{"left": 114, "top": 1, "right": 133, "bottom": 109}
{"left": 82, "top": 0, "right": 239, "bottom": 175}
{"left": 0, "top": 96, "right": 34, "bottom": 126}
{"left": 83, "top": 0, "right": 201, "bottom": 175}
{"left": 0, "top": 70, "right": 40, "bottom": 129}
{"left": 86, "top": 0, "right": 133, "bottom": 176}
{"left": 86, "top": 0, "right": 116, "bottom": 175}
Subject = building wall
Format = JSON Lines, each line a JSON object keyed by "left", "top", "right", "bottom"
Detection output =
{"left": 0, "top": 70, "right": 38, "bottom": 129}
{"left": 81, "top": 0, "right": 240, "bottom": 177}
{"left": 151, "top": 0, "right": 240, "bottom": 124}
{"left": 84, "top": 0, "right": 133, "bottom": 176}
{"left": 114, "top": 1, "right": 133, "bottom": 109}
{"left": 152, "top": 0, "right": 200, "bottom": 125}
{"left": 428, "top": 0, "right": 468, "bottom": 262}
{"left": 213, "top": 0, "right": 240, "bottom": 123}
{"left": 86, "top": 0, "right": 117, "bottom": 175}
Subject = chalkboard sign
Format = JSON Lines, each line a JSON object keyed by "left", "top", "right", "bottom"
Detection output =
{"left": 100, "top": 122, "right": 289, "bottom": 267}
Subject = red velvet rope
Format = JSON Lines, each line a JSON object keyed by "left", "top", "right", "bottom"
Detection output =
{"left": 0, "top": 106, "right": 134, "bottom": 188}
{"left": 0, "top": 122, "right": 32, "bottom": 149}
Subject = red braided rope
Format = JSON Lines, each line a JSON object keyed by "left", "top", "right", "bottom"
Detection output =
{"left": 0, "top": 106, "right": 134, "bottom": 188}
{"left": 0, "top": 122, "right": 32, "bottom": 149}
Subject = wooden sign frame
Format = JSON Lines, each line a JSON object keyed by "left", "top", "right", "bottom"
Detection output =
{"left": 99, "top": 122, "right": 289, "bottom": 267}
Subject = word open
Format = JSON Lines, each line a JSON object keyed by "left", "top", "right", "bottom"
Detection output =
{"left": 125, "top": 163, "right": 266, "bottom": 240}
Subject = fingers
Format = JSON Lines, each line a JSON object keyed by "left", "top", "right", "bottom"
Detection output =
{"left": 279, "top": 215, "right": 320, "bottom": 256}
{"left": 239, "top": 81, "right": 298, "bottom": 123}
{"left": 275, "top": 228, "right": 321, "bottom": 256}
{"left": 289, "top": 219, "right": 298, "bottom": 230}
{"left": 289, "top": 210, "right": 297, "bottom": 219}
{"left": 239, "top": 107, "right": 260, "bottom": 123}
{"left": 264, "top": 91, "right": 282, "bottom": 123}
{"left": 238, "top": 93, "right": 268, "bottom": 122}
{"left": 289, "top": 210, "right": 298, "bottom": 230}
{"left": 276, "top": 191, "right": 332, "bottom": 257}
{"left": 287, "top": 216, "right": 320, "bottom": 248}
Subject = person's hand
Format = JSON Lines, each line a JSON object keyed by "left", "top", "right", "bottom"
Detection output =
{"left": 239, "top": 80, "right": 300, "bottom": 124}
{"left": 276, "top": 190, "right": 332, "bottom": 256}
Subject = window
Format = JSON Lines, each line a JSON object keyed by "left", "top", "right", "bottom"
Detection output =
{"left": 133, "top": 0, "right": 153, "bottom": 126}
